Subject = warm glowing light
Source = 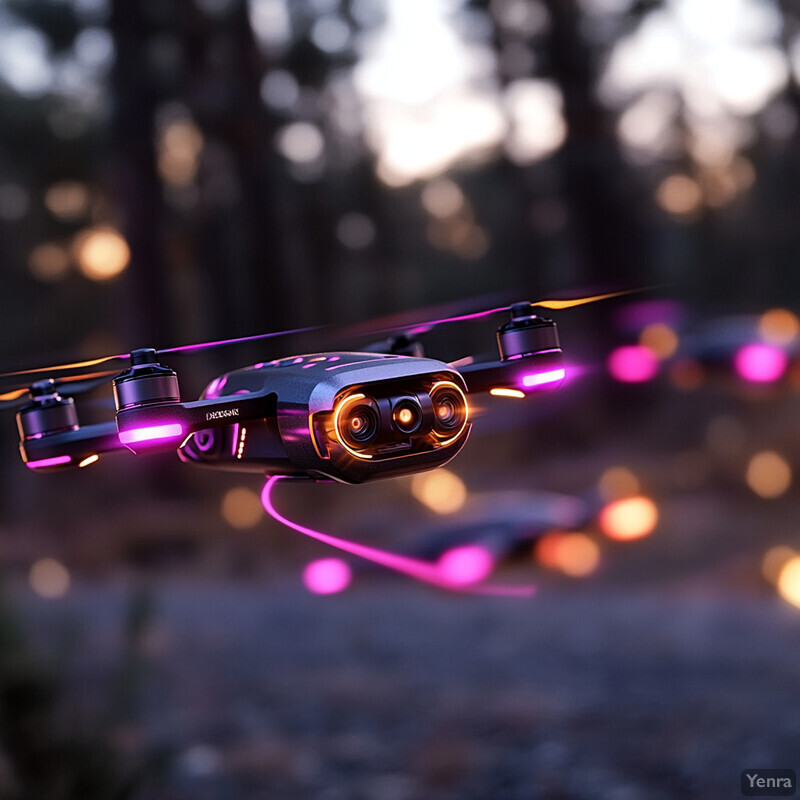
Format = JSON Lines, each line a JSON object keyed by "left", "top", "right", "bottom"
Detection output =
{"left": 78, "top": 454, "right": 99, "bottom": 468}
{"left": 521, "top": 368, "right": 566, "bottom": 388}
{"left": 119, "top": 423, "right": 184, "bottom": 446}
{"left": 421, "top": 179, "right": 464, "bottom": 218}
{"left": 535, "top": 532, "right": 600, "bottom": 577}
{"left": 411, "top": 469, "right": 468, "bottom": 515}
{"left": 745, "top": 451, "right": 791, "bottom": 499}
{"left": 598, "top": 466, "right": 641, "bottom": 502}
{"left": 26, "top": 455, "right": 72, "bottom": 469}
{"left": 656, "top": 174, "right": 703, "bottom": 217}
{"left": 221, "top": 487, "right": 263, "bottom": 529}
{"left": 397, "top": 408, "right": 414, "bottom": 425}
{"left": 29, "top": 558, "right": 70, "bottom": 598}
{"left": 44, "top": 181, "right": 90, "bottom": 220}
{"left": 332, "top": 393, "right": 373, "bottom": 460}
{"left": 607, "top": 345, "right": 659, "bottom": 383}
{"left": 437, "top": 545, "right": 494, "bottom": 586}
{"left": 777, "top": 556, "right": 800, "bottom": 610}
{"left": 303, "top": 558, "right": 352, "bottom": 595}
{"left": 599, "top": 496, "right": 658, "bottom": 541}
{"left": 158, "top": 118, "right": 203, "bottom": 187}
{"left": 759, "top": 308, "right": 800, "bottom": 346}
{"left": 28, "top": 242, "right": 70, "bottom": 282}
{"left": 490, "top": 388, "right": 526, "bottom": 398}
{"left": 734, "top": 343, "right": 788, "bottom": 383}
{"left": 639, "top": 323, "right": 679, "bottom": 359}
{"left": 762, "top": 546, "right": 797, "bottom": 585}
{"left": 74, "top": 227, "right": 130, "bottom": 281}
{"left": 669, "top": 360, "right": 704, "bottom": 391}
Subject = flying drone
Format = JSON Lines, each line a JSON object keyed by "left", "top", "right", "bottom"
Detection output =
{"left": 0, "top": 291, "right": 627, "bottom": 592}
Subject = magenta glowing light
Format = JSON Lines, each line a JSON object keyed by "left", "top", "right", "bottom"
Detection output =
{"left": 734, "top": 343, "right": 788, "bottom": 383}
{"left": 607, "top": 345, "right": 659, "bottom": 383}
{"left": 521, "top": 367, "right": 566, "bottom": 388}
{"left": 303, "top": 558, "right": 352, "bottom": 594}
{"left": 261, "top": 476, "right": 534, "bottom": 596}
{"left": 437, "top": 545, "right": 494, "bottom": 586}
{"left": 26, "top": 455, "right": 72, "bottom": 469}
{"left": 118, "top": 423, "right": 184, "bottom": 445}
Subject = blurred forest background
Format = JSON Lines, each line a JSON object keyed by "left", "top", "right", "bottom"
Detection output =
{"left": 1, "top": 0, "right": 800, "bottom": 798}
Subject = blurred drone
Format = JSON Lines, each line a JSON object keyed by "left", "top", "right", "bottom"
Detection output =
{"left": 1, "top": 293, "right": 630, "bottom": 483}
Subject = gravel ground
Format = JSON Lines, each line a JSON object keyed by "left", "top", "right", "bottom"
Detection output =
{"left": 17, "top": 561, "right": 800, "bottom": 800}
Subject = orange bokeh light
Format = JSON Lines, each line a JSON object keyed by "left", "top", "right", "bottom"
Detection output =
{"left": 535, "top": 532, "right": 600, "bottom": 577}
{"left": 599, "top": 496, "right": 658, "bottom": 541}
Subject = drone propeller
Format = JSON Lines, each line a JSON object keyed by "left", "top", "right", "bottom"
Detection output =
{"left": 0, "top": 324, "right": 321, "bottom": 393}
{"left": 358, "top": 289, "right": 641, "bottom": 339}
{"left": 0, "top": 371, "right": 118, "bottom": 411}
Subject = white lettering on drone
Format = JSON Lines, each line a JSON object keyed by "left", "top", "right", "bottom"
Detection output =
{"left": 206, "top": 408, "right": 240, "bottom": 421}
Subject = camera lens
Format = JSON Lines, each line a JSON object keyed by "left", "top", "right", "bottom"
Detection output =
{"left": 430, "top": 383, "right": 467, "bottom": 435}
{"left": 392, "top": 398, "right": 423, "bottom": 434}
{"left": 343, "top": 404, "right": 379, "bottom": 444}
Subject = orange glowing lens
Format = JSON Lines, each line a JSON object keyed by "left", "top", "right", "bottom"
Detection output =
{"left": 398, "top": 408, "right": 414, "bottom": 425}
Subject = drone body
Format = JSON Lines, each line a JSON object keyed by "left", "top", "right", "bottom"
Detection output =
{"left": 9, "top": 301, "right": 568, "bottom": 484}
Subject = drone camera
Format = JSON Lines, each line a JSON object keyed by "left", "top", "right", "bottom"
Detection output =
{"left": 320, "top": 376, "right": 469, "bottom": 462}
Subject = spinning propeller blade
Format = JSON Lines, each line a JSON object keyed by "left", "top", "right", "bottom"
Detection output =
{"left": 357, "top": 288, "right": 645, "bottom": 339}
{"left": 0, "top": 324, "right": 321, "bottom": 391}
{"left": 0, "top": 371, "right": 118, "bottom": 410}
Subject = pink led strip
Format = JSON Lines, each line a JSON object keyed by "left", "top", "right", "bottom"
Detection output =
{"left": 118, "top": 423, "right": 184, "bottom": 445}
{"left": 522, "top": 368, "right": 566, "bottom": 388}
{"left": 261, "top": 476, "right": 535, "bottom": 597}
{"left": 26, "top": 455, "right": 72, "bottom": 469}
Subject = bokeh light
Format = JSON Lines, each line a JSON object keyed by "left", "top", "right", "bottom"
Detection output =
{"left": 668, "top": 360, "right": 705, "bottom": 391}
{"left": 639, "top": 323, "right": 679, "bottom": 359}
{"left": 221, "top": 487, "right": 264, "bottom": 529}
{"left": 599, "top": 496, "right": 658, "bottom": 541}
{"left": 411, "top": 469, "right": 467, "bottom": 515}
{"left": 303, "top": 558, "right": 352, "bottom": 595}
{"left": 158, "top": 117, "right": 204, "bottom": 187}
{"left": 535, "top": 532, "right": 600, "bottom": 577}
{"left": 598, "top": 466, "right": 641, "bottom": 502}
{"left": 745, "top": 451, "right": 792, "bottom": 499}
{"left": 656, "top": 174, "right": 703, "bottom": 217}
{"left": 28, "top": 243, "right": 70, "bottom": 282}
{"left": 421, "top": 179, "right": 464, "bottom": 218}
{"left": 776, "top": 556, "right": 800, "bottom": 610}
{"left": 73, "top": 227, "right": 130, "bottom": 281}
{"left": 734, "top": 343, "right": 788, "bottom": 383}
{"left": 758, "top": 308, "right": 800, "bottom": 346}
{"left": 607, "top": 345, "right": 659, "bottom": 383}
{"left": 437, "top": 545, "right": 494, "bottom": 586}
{"left": 762, "top": 545, "right": 797, "bottom": 585}
{"left": 29, "top": 558, "right": 70, "bottom": 599}
{"left": 44, "top": 181, "right": 90, "bottom": 220}
{"left": 275, "top": 122, "right": 325, "bottom": 165}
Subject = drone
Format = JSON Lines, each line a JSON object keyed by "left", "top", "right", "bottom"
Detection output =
{"left": 0, "top": 294, "right": 631, "bottom": 482}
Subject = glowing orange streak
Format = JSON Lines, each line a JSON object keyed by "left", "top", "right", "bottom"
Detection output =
{"left": 0, "top": 387, "right": 28, "bottom": 402}
{"left": 0, "top": 355, "right": 124, "bottom": 381}
{"left": 532, "top": 289, "right": 641, "bottom": 310}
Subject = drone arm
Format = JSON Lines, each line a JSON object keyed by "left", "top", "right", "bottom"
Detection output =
{"left": 115, "top": 388, "right": 276, "bottom": 454}
{"left": 454, "top": 350, "right": 565, "bottom": 395}
{"left": 21, "top": 421, "right": 123, "bottom": 470}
